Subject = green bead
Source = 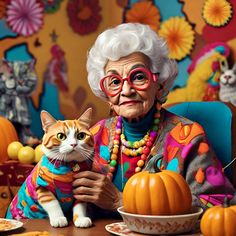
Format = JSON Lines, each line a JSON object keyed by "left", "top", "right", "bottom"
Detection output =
{"left": 152, "top": 125, "right": 158, "bottom": 131}
{"left": 110, "top": 160, "right": 117, "bottom": 167}
{"left": 154, "top": 118, "right": 160, "bottom": 124}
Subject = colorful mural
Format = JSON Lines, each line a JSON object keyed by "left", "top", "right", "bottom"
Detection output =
{"left": 0, "top": 0, "right": 236, "bottom": 139}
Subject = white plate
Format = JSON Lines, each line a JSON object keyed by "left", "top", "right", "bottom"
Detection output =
{"left": 105, "top": 222, "right": 148, "bottom": 236}
{"left": 0, "top": 218, "right": 23, "bottom": 232}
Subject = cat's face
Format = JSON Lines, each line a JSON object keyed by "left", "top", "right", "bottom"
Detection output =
{"left": 40, "top": 108, "right": 94, "bottom": 163}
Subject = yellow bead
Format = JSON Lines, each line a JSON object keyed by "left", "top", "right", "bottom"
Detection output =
{"left": 137, "top": 160, "right": 144, "bottom": 167}
{"left": 113, "top": 140, "right": 120, "bottom": 145}
{"left": 135, "top": 167, "right": 141, "bottom": 173}
{"left": 111, "top": 154, "right": 117, "bottom": 160}
{"left": 137, "top": 147, "right": 143, "bottom": 154}
{"left": 113, "top": 147, "right": 119, "bottom": 154}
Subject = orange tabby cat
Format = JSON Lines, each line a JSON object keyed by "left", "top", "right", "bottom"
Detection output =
{"left": 6, "top": 108, "right": 94, "bottom": 228}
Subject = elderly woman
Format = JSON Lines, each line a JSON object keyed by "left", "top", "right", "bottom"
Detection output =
{"left": 73, "top": 23, "right": 236, "bottom": 213}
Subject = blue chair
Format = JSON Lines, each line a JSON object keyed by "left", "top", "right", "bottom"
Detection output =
{"left": 167, "top": 101, "right": 236, "bottom": 187}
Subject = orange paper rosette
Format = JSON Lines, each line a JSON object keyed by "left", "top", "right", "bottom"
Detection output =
{"left": 125, "top": 1, "right": 160, "bottom": 32}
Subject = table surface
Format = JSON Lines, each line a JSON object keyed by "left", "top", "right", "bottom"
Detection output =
{"left": 2, "top": 218, "right": 117, "bottom": 236}
{"left": 2, "top": 218, "right": 202, "bottom": 236}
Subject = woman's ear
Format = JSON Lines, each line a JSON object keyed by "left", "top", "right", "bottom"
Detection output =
{"left": 108, "top": 102, "right": 114, "bottom": 116}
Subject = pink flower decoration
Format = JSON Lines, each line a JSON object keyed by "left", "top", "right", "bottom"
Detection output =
{"left": 6, "top": 0, "right": 44, "bottom": 37}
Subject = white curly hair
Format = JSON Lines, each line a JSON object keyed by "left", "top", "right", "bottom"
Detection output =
{"left": 86, "top": 23, "right": 178, "bottom": 103}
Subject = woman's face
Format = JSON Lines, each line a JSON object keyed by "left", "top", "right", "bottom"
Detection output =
{"left": 104, "top": 52, "right": 158, "bottom": 120}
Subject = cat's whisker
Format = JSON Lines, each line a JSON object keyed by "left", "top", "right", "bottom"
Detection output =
{"left": 76, "top": 146, "right": 94, "bottom": 162}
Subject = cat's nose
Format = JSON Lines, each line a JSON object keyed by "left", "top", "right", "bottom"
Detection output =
{"left": 225, "top": 75, "right": 232, "bottom": 80}
{"left": 71, "top": 144, "right": 77, "bottom": 148}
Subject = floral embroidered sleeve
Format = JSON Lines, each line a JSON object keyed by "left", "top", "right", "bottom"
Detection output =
{"left": 162, "top": 121, "right": 236, "bottom": 210}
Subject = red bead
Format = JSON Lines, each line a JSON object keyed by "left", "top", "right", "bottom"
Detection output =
{"left": 146, "top": 141, "right": 153, "bottom": 147}
{"left": 143, "top": 147, "right": 150, "bottom": 155}
{"left": 109, "top": 167, "right": 116, "bottom": 173}
{"left": 149, "top": 136, "right": 154, "bottom": 142}
{"left": 141, "top": 154, "right": 147, "bottom": 160}
{"left": 115, "top": 134, "right": 120, "bottom": 140}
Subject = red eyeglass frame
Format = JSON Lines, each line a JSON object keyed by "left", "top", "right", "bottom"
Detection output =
{"left": 100, "top": 67, "right": 158, "bottom": 97}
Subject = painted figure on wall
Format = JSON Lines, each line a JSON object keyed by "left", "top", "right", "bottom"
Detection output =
{"left": 0, "top": 59, "right": 39, "bottom": 145}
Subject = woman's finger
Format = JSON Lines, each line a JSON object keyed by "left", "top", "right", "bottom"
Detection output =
{"left": 73, "top": 186, "right": 98, "bottom": 195}
{"left": 73, "top": 170, "right": 105, "bottom": 180}
{"left": 72, "top": 177, "right": 96, "bottom": 188}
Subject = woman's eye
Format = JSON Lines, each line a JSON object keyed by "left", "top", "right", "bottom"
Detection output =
{"left": 132, "top": 72, "right": 145, "bottom": 81}
{"left": 57, "top": 132, "right": 66, "bottom": 141}
{"left": 109, "top": 76, "right": 121, "bottom": 86}
{"left": 77, "top": 132, "right": 86, "bottom": 140}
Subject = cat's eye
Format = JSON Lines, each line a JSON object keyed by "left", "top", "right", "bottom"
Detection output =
{"left": 77, "top": 132, "right": 86, "bottom": 140}
{"left": 57, "top": 132, "right": 66, "bottom": 141}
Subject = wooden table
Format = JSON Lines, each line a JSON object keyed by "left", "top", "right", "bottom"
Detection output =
{"left": 1, "top": 218, "right": 119, "bottom": 236}
{"left": 2, "top": 218, "right": 202, "bottom": 236}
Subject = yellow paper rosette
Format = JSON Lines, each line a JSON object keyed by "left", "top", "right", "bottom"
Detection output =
{"left": 202, "top": 0, "right": 232, "bottom": 27}
{"left": 158, "top": 17, "right": 195, "bottom": 60}
{"left": 125, "top": 1, "right": 161, "bottom": 32}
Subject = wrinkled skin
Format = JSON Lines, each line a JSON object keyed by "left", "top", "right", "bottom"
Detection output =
{"left": 73, "top": 171, "right": 122, "bottom": 211}
{"left": 73, "top": 52, "right": 158, "bottom": 211}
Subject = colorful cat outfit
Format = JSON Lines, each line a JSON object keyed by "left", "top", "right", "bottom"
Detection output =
{"left": 6, "top": 155, "right": 90, "bottom": 219}
{"left": 91, "top": 107, "right": 236, "bottom": 209}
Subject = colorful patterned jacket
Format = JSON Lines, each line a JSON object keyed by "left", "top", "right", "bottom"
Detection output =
{"left": 91, "top": 108, "right": 236, "bottom": 209}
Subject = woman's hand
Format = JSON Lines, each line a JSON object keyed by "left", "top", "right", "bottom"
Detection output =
{"left": 73, "top": 171, "right": 122, "bottom": 211}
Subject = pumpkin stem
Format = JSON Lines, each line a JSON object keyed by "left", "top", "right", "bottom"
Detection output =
{"left": 143, "top": 154, "right": 163, "bottom": 173}
{"left": 223, "top": 196, "right": 230, "bottom": 208}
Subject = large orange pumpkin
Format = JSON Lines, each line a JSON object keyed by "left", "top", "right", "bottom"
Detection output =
{"left": 0, "top": 116, "right": 18, "bottom": 163}
{"left": 200, "top": 200, "right": 236, "bottom": 236}
{"left": 123, "top": 162, "right": 192, "bottom": 215}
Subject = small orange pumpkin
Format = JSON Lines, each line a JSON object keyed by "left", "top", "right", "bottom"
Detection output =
{"left": 200, "top": 199, "right": 236, "bottom": 236}
{"left": 123, "top": 156, "right": 192, "bottom": 215}
{"left": 0, "top": 116, "right": 19, "bottom": 163}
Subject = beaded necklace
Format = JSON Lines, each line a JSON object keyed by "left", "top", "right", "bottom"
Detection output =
{"left": 107, "top": 110, "right": 161, "bottom": 180}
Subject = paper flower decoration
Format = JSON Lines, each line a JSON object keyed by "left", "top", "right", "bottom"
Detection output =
{"left": 125, "top": 1, "right": 160, "bottom": 32}
{"left": 42, "top": 0, "right": 63, "bottom": 14}
{"left": 202, "top": 0, "right": 232, "bottom": 27}
{"left": 67, "top": 0, "right": 102, "bottom": 35}
{"left": 6, "top": 0, "right": 44, "bottom": 37}
{"left": 158, "top": 17, "right": 195, "bottom": 60}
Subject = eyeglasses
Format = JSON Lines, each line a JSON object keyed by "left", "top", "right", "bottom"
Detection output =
{"left": 100, "top": 67, "right": 158, "bottom": 97}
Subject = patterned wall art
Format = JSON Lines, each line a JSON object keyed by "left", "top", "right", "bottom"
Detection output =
{"left": 158, "top": 16, "right": 195, "bottom": 61}
{"left": 125, "top": 1, "right": 160, "bottom": 32}
{"left": 67, "top": 0, "right": 102, "bottom": 35}
{"left": 6, "top": 0, "right": 44, "bottom": 37}
{"left": 1, "top": 0, "right": 236, "bottom": 139}
{"left": 202, "top": 0, "right": 232, "bottom": 27}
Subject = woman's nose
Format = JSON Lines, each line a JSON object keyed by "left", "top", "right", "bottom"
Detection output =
{"left": 121, "top": 80, "right": 134, "bottom": 96}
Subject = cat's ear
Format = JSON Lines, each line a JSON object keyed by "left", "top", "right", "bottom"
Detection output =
{"left": 40, "top": 110, "right": 57, "bottom": 131}
{"left": 78, "top": 108, "right": 93, "bottom": 129}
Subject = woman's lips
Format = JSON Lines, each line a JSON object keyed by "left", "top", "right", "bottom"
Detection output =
{"left": 120, "top": 100, "right": 141, "bottom": 106}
